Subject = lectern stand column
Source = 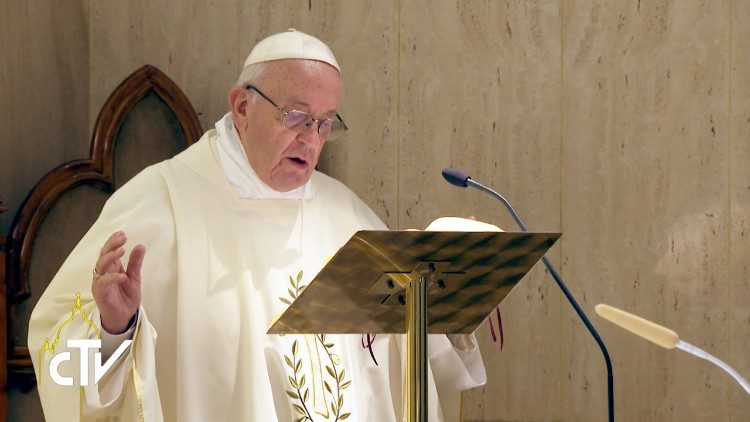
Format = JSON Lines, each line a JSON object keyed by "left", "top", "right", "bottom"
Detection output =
{"left": 404, "top": 274, "right": 429, "bottom": 422}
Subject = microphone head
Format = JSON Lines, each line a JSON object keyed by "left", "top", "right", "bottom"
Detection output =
{"left": 595, "top": 304, "right": 679, "bottom": 349}
{"left": 442, "top": 167, "right": 471, "bottom": 188}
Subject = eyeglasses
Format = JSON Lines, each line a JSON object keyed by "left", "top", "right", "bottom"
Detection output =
{"left": 245, "top": 85, "right": 348, "bottom": 141}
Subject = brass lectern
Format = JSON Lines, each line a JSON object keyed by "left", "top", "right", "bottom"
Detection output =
{"left": 269, "top": 229, "right": 559, "bottom": 421}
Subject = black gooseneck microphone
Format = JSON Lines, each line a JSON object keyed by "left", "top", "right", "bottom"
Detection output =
{"left": 442, "top": 167, "right": 615, "bottom": 422}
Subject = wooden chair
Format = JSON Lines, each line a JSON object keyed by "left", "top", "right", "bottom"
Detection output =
{"left": 3, "top": 65, "right": 202, "bottom": 420}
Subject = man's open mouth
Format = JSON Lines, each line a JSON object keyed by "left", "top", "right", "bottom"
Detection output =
{"left": 288, "top": 156, "right": 307, "bottom": 166}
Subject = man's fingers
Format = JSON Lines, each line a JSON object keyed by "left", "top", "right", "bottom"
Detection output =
{"left": 126, "top": 244, "right": 146, "bottom": 281}
{"left": 96, "top": 246, "right": 126, "bottom": 274}
{"left": 92, "top": 272, "right": 127, "bottom": 289}
{"left": 100, "top": 231, "right": 127, "bottom": 258}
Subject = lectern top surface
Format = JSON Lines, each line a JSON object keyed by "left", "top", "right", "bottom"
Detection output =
{"left": 268, "top": 230, "right": 559, "bottom": 335}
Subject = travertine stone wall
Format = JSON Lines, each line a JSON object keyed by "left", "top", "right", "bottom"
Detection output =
{"left": 398, "top": 2, "right": 564, "bottom": 420}
{"left": 0, "top": 0, "right": 89, "bottom": 237}
{"left": 730, "top": 0, "right": 750, "bottom": 419}
{"left": 2, "top": 1, "right": 748, "bottom": 420}
{"left": 561, "top": 1, "right": 734, "bottom": 419}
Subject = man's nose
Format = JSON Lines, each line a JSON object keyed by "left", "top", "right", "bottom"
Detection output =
{"left": 297, "top": 124, "right": 323, "bottom": 145}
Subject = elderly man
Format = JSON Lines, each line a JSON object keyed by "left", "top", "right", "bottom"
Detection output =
{"left": 29, "top": 30, "right": 485, "bottom": 421}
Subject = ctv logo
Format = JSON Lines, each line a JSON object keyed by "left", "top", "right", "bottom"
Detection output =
{"left": 38, "top": 293, "right": 133, "bottom": 386}
{"left": 48, "top": 339, "right": 132, "bottom": 386}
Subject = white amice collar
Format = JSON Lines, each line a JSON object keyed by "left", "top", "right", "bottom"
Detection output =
{"left": 215, "top": 112, "right": 312, "bottom": 200}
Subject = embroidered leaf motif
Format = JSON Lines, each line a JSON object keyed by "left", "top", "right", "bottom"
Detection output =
{"left": 330, "top": 400, "right": 338, "bottom": 416}
{"left": 281, "top": 271, "right": 308, "bottom": 307}
{"left": 285, "top": 335, "right": 313, "bottom": 421}
{"left": 316, "top": 334, "right": 351, "bottom": 421}
{"left": 326, "top": 366, "right": 336, "bottom": 378}
{"left": 281, "top": 271, "right": 354, "bottom": 421}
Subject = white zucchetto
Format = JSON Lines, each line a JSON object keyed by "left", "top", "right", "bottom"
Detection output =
{"left": 243, "top": 28, "right": 340, "bottom": 73}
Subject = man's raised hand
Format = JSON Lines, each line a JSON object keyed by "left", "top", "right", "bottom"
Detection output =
{"left": 91, "top": 231, "right": 145, "bottom": 334}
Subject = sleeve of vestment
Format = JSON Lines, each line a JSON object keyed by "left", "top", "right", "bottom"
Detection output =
{"left": 28, "top": 165, "right": 174, "bottom": 421}
{"left": 95, "top": 311, "right": 137, "bottom": 360}
{"left": 428, "top": 333, "right": 486, "bottom": 421}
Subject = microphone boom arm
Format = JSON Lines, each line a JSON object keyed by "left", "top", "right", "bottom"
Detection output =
{"left": 465, "top": 178, "right": 616, "bottom": 422}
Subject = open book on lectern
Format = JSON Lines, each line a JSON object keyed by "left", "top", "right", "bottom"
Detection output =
{"left": 268, "top": 217, "right": 560, "bottom": 335}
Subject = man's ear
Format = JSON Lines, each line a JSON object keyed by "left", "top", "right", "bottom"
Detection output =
{"left": 229, "top": 86, "right": 249, "bottom": 132}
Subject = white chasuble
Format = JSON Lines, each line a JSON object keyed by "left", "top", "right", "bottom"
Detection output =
{"left": 29, "top": 131, "right": 486, "bottom": 422}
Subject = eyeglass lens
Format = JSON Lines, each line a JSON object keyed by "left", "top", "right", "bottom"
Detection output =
{"left": 283, "top": 111, "right": 345, "bottom": 140}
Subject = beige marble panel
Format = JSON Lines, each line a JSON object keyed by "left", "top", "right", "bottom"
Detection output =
{"left": 88, "top": 0, "right": 146, "bottom": 134}
{"left": 90, "top": 0, "right": 238, "bottom": 132}
{"left": 239, "top": 0, "right": 400, "bottom": 228}
{"left": 0, "top": 0, "right": 89, "bottom": 234}
{"left": 730, "top": 0, "right": 750, "bottom": 419}
{"left": 399, "top": 2, "right": 563, "bottom": 420}
{"left": 562, "top": 1, "right": 731, "bottom": 420}
{"left": 140, "top": 0, "right": 239, "bottom": 131}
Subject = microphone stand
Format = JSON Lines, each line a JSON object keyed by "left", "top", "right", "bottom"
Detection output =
{"left": 466, "top": 178, "right": 615, "bottom": 422}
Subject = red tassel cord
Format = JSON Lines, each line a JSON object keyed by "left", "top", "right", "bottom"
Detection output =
{"left": 361, "top": 333, "right": 378, "bottom": 365}
{"left": 487, "top": 306, "right": 505, "bottom": 351}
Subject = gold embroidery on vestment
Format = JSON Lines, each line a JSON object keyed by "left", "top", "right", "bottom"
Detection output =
{"left": 305, "top": 334, "right": 329, "bottom": 417}
{"left": 38, "top": 293, "right": 101, "bottom": 383}
{"left": 280, "top": 271, "right": 352, "bottom": 421}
